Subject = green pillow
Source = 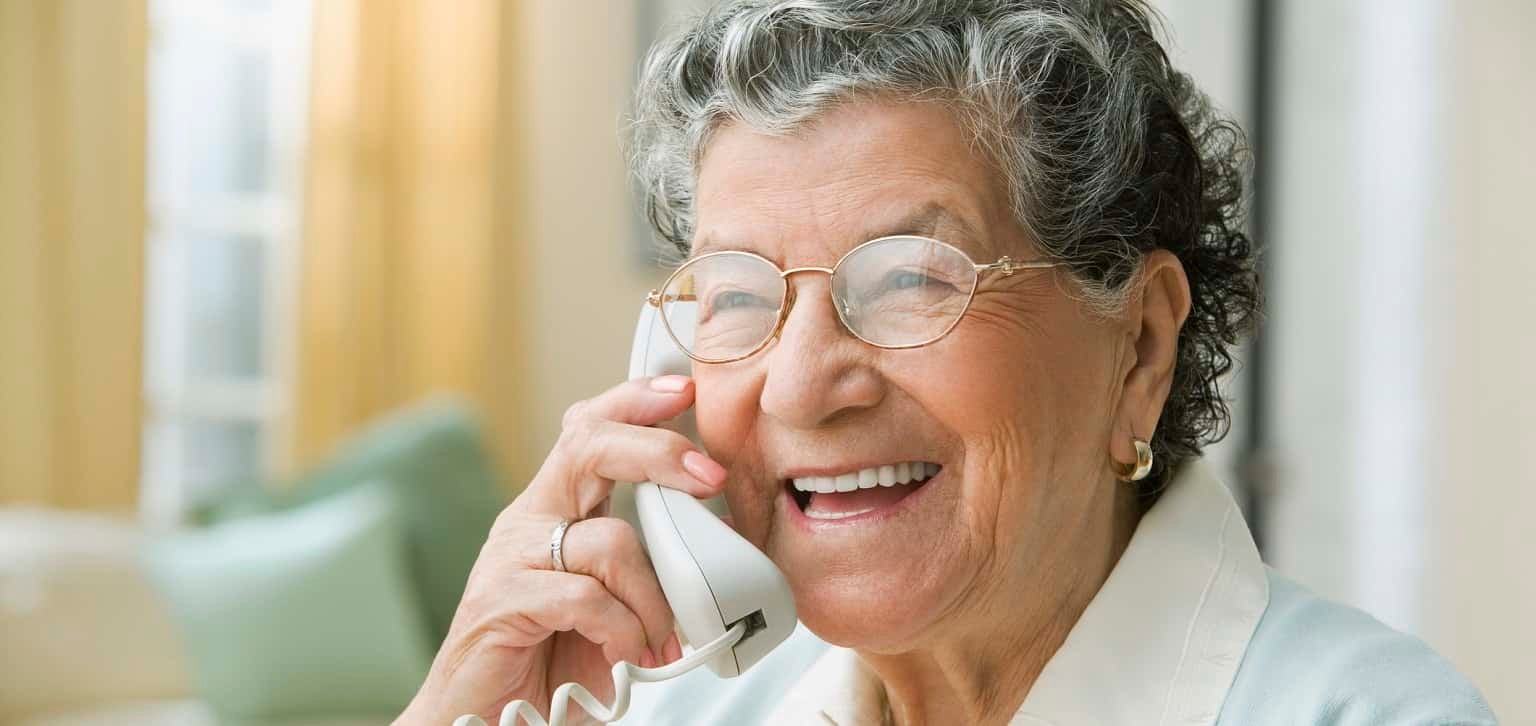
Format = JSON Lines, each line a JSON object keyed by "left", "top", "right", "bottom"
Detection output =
{"left": 147, "top": 482, "right": 432, "bottom": 720}
{"left": 195, "top": 399, "right": 506, "bottom": 647}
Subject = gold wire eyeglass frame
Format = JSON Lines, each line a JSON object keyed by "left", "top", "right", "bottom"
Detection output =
{"left": 644, "top": 234, "right": 1059, "bottom": 364}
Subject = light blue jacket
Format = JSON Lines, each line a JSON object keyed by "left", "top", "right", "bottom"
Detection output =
{"left": 619, "top": 462, "right": 1496, "bottom": 725}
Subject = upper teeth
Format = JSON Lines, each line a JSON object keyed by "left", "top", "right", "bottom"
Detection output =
{"left": 791, "top": 462, "right": 940, "bottom": 493}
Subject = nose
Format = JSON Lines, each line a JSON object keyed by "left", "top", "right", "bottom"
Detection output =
{"left": 758, "top": 273, "right": 885, "bottom": 429}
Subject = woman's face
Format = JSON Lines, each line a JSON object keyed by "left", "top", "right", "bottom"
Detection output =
{"left": 691, "top": 99, "right": 1134, "bottom": 651}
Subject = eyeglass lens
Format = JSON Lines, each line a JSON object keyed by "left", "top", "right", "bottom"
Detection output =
{"left": 658, "top": 236, "right": 980, "bottom": 362}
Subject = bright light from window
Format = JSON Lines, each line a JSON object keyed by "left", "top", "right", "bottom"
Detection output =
{"left": 141, "top": 0, "right": 311, "bottom": 524}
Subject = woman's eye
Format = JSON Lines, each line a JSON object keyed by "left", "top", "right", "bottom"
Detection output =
{"left": 877, "top": 269, "right": 947, "bottom": 294}
{"left": 709, "top": 289, "right": 771, "bottom": 312}
{"left": 891, "top": 271, "right": 928, "bottom": 290}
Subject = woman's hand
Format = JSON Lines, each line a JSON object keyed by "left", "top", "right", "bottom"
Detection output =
{"left": 396, "top": 375, "right": 727, "bottom": 725}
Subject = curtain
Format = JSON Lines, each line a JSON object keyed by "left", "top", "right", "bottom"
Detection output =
{"left": 0, "top": 0, "right": 148, "bottom": 510}
{"left": 295, "top": 1, "right": 677, "bottom": 491}
{"left": 292, "top": 0, "right": 504, "bottom": 469}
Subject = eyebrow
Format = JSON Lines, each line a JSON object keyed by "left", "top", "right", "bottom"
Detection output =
{"left": 690, "top": 202, "right": 980, "bottom": 258}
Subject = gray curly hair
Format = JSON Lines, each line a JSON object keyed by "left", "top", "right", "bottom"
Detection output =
{"left": 629, "top": 0, "right": 1261, "bottom": 502}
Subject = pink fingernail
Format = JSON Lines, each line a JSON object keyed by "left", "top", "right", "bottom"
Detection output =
{"left": 640, "top": 650, "right": 656, "bottom": 668}
{"left": 682, "top": 451, "right": 727, "bottom": 488}
{"left": 649, "top": 375, "right": 691, "bottom": 393}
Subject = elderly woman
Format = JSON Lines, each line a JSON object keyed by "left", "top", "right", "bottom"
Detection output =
{"left": 400, "top": 1, "right": 1495, "bottom": 724}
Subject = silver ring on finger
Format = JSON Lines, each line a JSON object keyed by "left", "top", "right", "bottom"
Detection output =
{"left": 550, "top": 518, "right": 574, "bottom": 572}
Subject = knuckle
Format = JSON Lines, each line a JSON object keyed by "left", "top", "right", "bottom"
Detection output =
{"left": 641, "top": 431, "right": 695, "bottom": 485}
{"left": 604, "top": 598, "right": 641, "bottom": 634}
{"left": 561, "top": 399, "right": 591, "bottom": 429}
{"left": 554, "top": 418, "right": 603, "bottom": 469}
{"left": 581, "top": 518, "right": 643, "bottom": 583}
{"left": 657, "top": 429, "right": 695, "bottom": 458}
{"left": 489, "top": 502, "right": 519, "bottom": 532}
{"left": 569, "top": 417, "right": 605, "bottom": 447}
{"left": 567, "top": 576, "right": 608, "bottom": 607}
{"left": 584, "top": 516, "right": 638, "bottom": 554}
{"left": 487, "top": 499, "right": 537, "bottom": 536}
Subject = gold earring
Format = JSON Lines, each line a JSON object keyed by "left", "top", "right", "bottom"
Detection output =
{"left": 1113, "top": 438, "right": 1153, "bottom": 482}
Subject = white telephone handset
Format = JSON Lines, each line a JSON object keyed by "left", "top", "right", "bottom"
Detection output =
{"left": 628, "top": 301, "right": 798, "bottom": 678}
{"left": 457, "top": 303, "right": 796, "bottom": 726}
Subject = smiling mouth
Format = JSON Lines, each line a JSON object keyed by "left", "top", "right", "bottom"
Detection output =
{"left": 786, "top": 462, "right": 942, "bottom": 520}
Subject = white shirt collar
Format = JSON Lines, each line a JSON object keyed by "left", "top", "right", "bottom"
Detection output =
{"left": 766, "top": 459, "right": 1270, "bottom": 726}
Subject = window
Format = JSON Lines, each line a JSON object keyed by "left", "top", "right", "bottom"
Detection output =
{"left": 140, "top": 0, "right": 312, "bottom": 523}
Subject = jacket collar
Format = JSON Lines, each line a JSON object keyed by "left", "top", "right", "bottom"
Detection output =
{"left": 766, "top": 459, "right": 1270, "bottom": 726}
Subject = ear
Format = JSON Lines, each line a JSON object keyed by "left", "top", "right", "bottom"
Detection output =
{"left": 1109, "top": 250, "right": 1191, "bottom": 471}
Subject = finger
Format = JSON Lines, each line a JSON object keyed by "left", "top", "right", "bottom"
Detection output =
{"left": 559, "top": 517, "right": 676, "bottom": 664}
{"left": 664, "top": 631, "right": 682, "bottom": 663}
{"left": 580, "top": 421, "right": 724, "bottom": 496}
{"left": 510, "top": 570, "right": 650, "bottom": 667}
{"left": 562, "top": 376, "right": 696, "bottom": 430}
{"left": 527, "top": 420, "right": 725, "bottom": 518}
{"left": 485, "top": 514, "right": 675, "bottom": 661}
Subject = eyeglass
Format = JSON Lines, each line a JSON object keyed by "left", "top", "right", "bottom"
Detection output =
{"left": 645, "top": 234, "right": 1059, "bottom": 364}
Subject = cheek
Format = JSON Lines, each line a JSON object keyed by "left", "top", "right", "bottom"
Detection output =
{"left": 691, "top": 366, "right": 761, "bottom": 465}
{"left": 913, "top": 316, "right": 1119, "bottom": 488}
{"left": 692, "top": 367, "right": 777, "bottom": 543}
{"left": 922, "top": 339, "right": 1047, "bottom": 517}
{"left": 951, "top": 294, "right": 1121, "bottom": 423}
{"left": 910, "top": 331, "right": 1043, "bottom": 437}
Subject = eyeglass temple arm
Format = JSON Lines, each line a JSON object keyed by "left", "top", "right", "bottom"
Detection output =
{"left": 976, "top": 256, "right": 1058, "bottom": 276}
{"left": 646, "top": 290, "right": 698, "bottom": 307}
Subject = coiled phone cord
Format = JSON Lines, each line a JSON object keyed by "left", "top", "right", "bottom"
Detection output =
{"left": 453, "top": 620, "right": 748, "bottom": 726}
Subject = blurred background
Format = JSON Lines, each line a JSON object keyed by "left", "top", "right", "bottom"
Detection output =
{"left": 1, "top": 0, "right": 1531, "bottom": 724}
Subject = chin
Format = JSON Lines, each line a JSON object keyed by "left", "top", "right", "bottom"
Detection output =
{"left": 780, "top": 561, "right": 954, "bottom": 653}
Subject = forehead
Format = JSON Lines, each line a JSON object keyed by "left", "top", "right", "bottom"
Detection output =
{"left": 691, "top": 99, "right": 1013, "bottom": 262}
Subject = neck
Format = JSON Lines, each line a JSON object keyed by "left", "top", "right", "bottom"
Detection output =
{"left": 860, "top": 479, "right": 1143, "bottom": 726}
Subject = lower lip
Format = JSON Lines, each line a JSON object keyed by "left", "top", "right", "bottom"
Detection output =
{"left": 782, "top": 469, "right": 944, "bottom": 531}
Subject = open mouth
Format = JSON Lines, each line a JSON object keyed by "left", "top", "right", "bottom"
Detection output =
{"left": 786, "top": 462, "right": 942, "bottom": 521}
